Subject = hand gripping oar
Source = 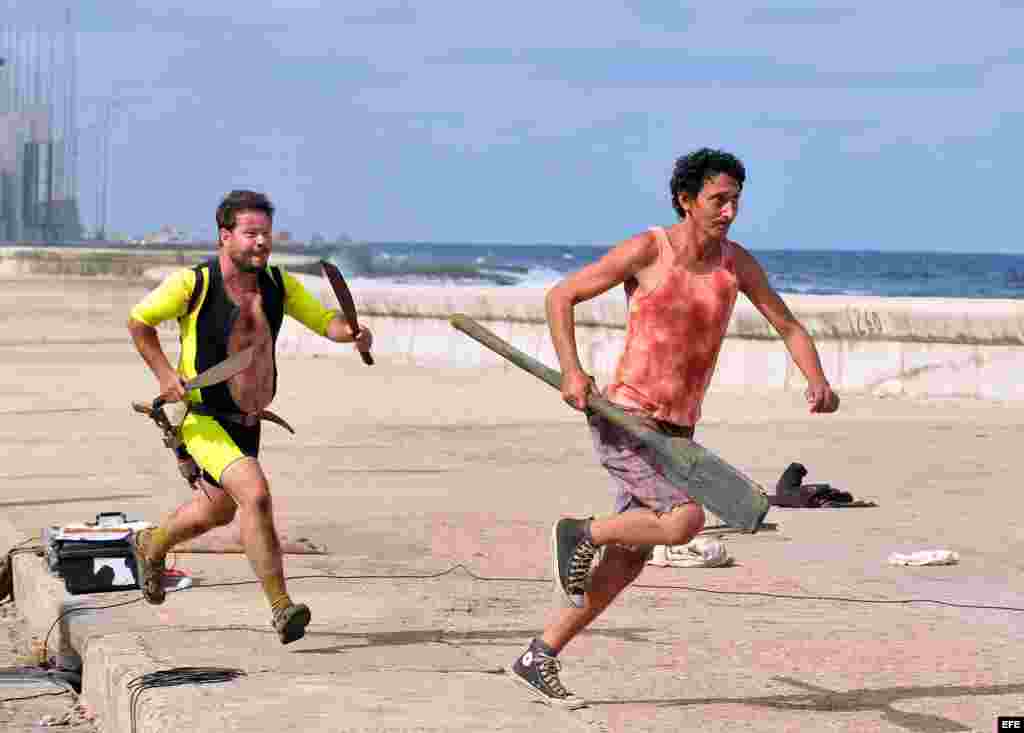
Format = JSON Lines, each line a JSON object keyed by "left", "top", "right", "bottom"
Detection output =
{"left": 132, "top": 347, "right": 256, "bottom": 486}
{"left": 320, "top": 259, "right": 373, "bottom": 365}
{"left": 449, "top": 314, "right": 770, "bottom": 532}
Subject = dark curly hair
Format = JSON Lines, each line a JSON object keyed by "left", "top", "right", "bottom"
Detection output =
{"left": 216, "top": 190, "right": 275, "bottom": 232}
{"left": 670, "top": 149, "right": 746, "bottom": 219}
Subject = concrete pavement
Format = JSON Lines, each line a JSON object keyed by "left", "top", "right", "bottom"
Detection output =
{"left": 4, "top": 333, "right": 1024, "bottom": 730}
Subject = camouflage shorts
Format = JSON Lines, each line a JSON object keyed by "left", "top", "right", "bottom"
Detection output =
{"left": 587, "top": 407, "right": 696, "bottom": 515}
{"left": 587, "top": 407, "right": 697, "bottom": 561}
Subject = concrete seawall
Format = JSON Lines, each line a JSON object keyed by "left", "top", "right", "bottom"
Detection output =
{"left": 264, "top": 277, "right": 1024, "bottom": 402}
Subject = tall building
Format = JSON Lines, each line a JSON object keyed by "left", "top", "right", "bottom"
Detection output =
{"left": 0, "top": 23, "right": 81, "bottom": 243}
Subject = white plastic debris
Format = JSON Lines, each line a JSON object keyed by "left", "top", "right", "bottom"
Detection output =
{"left": 37, "top": 713, "right": 71, "bottom": 727}
{"left": 887, "top": 549, "right": 960, "bottom": 566}
{"left": 648, "top": 537, "right": 732, "bottom": 568}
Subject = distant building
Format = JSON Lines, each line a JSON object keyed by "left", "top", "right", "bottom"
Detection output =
{"left": 0, "top": 30, "right": 82, "bottom": 243}
{"left": 0, "top": 108, "right": 81, "bottom": 242}
{"left": 142, "top": 224, "right": 189, "bottom": 245}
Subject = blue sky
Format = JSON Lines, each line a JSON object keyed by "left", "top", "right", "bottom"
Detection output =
{"left": 5, "top": 2, "right": 1024, "bottom": 251}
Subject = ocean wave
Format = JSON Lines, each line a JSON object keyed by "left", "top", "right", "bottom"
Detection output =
{"left": 308, "top": 242, "right": 1024, "bottom": 299}
{"left": 317, "top": 243, "right": 565, "bottom": 288}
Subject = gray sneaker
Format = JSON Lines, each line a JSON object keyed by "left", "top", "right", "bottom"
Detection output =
{"left": 130, "top": 529, "right": 166, "bottom": 605}
{"left": 508, "top": 648, "right": 586, "bottom": 709}
{"left": 551, "top": 518, "right": 596, "bottom": 608}
{"left": 273, "top": 603, "right": 311, "bottom": 645}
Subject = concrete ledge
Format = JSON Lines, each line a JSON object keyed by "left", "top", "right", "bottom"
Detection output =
{"left": 8, "top": 551, "right": 595, "bottom": 733}
{"left": 9, "top": 552, "right": 195, "bottom": 731}
{"left": 318, "top": 284, "right": 1024, "bottom": 346}
{"left": 134, "top": 268, "right": 1024, "bottom": 399}
{"left": 11, "top": 551, "right": 86, "bottom": 670}
{"left": 277, "top": 279, "right": 1024, "bottom": 401}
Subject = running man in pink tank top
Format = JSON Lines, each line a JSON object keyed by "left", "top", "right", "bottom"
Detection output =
{"left": 509, "top": 149, "right": 840, "bottom": 708}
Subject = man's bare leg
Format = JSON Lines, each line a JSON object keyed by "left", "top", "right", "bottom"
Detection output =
{"left": 590, "top": 503, "right": 706, "bottom": 549}
{"left": 541, "top": 545, "right": 648, "bottom": 652}
{"left": 132, "top": 481, "right": 237, "bottom": 605}
{"left": 552, "top": 503, "right": 705, "bottom": 609}
{"left": 510, "top": 504, "right": 705, "bottom": 706}
{"left": 547, "top": 503, "right": 704, "bottom": 648}
{"left": 219, "top": 458, "right": 285, "bottom": 593}
{"left": 219, "top": 457, "right": 310, "bottom": 644}
{"left": 145, "top": 482, "right": 237, "bottom": 561}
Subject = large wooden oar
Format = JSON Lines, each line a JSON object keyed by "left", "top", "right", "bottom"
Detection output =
{"left": 449, "top": 314, "right": 770, "bottom": 532}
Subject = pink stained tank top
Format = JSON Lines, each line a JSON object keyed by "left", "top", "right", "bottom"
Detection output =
{"left": 605, "top": 226, "right": 739, "bottom": 427}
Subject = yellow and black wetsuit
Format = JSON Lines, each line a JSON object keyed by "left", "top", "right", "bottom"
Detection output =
{"left": 130, "top": 258, "right": 337, "bottom": 486}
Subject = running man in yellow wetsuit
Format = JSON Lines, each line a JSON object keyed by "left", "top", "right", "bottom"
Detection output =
{"left": 127, "top": 190, "right": 372, "bottom": 644}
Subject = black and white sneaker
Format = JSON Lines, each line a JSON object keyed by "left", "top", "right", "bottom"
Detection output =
{"left": 551, "top": 517, "right": 597, "bottom": 608}
{"left": 508, "top": 648, "right": 586, "bottom": 709}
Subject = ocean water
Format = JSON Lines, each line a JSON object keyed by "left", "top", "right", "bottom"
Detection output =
{"left": 329, "top": 242, "right": 1024, "bottom": 299}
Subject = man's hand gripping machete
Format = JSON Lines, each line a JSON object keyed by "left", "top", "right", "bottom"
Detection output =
{"left": 132, "top": 347, "right": 255, "bottom": 487}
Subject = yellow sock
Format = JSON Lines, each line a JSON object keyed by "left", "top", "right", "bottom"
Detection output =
{"left": 146, "top": 526, "right": 173, "bottom": 562}
{"left": 261, "top": 574, "right": 292, "bottom": 614}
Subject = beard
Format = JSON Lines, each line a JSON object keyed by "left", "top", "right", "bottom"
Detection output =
{"left": 230, "top": 252, "right": 266, "bottom": 273}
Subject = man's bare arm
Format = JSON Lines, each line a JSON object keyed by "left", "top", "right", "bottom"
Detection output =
{"left": 733, "top": 245, "right": 839, "bottom": 413}
{"left": 127, "top": 318, "right": 186, "bottom": 402}
{"left": 278, "top": 270, "right": 374, "bottom": 356}
{"left": 545, "top": 231, "right": 659, "bottom": 409}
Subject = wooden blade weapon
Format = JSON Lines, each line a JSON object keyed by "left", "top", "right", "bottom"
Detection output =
{"left": 449, "top": 314, "right": 770, "bottom": 532}
{"left": 320, "top": 259, "right": 373, "bottom": 365}
{"left": 132, "top": 347, "right": 255, "bottom": 486}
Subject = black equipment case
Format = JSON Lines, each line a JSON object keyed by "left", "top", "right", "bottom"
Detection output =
{"left": 43, "top": 512, "right": 148, "bottom": 595}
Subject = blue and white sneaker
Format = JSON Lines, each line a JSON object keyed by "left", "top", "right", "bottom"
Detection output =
{"left": 551, "top": 517, "right": 597, "bottom": 608}
{"left": 508, "top": 647, "right": 586, "bottom": 709}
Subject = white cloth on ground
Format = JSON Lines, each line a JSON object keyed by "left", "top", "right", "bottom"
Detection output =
{"left": 887, "top": 549, "right": 960, "bottom": 566}
{"left": 648, "top": 537, "right": 732, "bottom": 568}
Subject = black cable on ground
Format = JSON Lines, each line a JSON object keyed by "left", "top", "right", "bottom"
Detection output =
{"left": 5, "top": 523, "right": 1022, "bottom": 730}
{"left": 127, "top": 667, "right": 244, "bottom": 733}
{"left": 42, "top": 594, "right": 143, "bottom": 664}
{"left": 0, "top": 689, "right": 71, "bottom": 703}
{"left": 39, "top": 561, "right": 1024, "bottom": 661}
{"left": 1, "top": 552, "right": 1018, "bottom": 725}
{"left": 0, "top": 531, "right": 1014, "bottom": 691}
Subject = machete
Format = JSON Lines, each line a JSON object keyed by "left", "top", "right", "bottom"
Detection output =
{"left": 320, "top": 259, "right": 373, "bottom": 365}
{"left": 132, "top": 346, "right": 256, "bottom": 488}
{"left": 151, "top": 345, "right": 255, "bottom": 411}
